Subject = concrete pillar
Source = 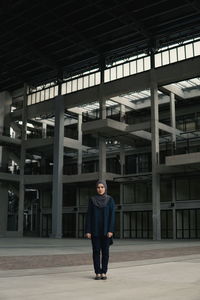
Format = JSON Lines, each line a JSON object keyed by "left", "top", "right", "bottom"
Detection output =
{"left": 99, "top": 135, "right": 106, "bottom": 180}
{"left": 0, "top": 91, "right": 12, "bottom": 167}
{"left": 0, "top": 91, "right": 11, "bottom": 135}
{"left": 120, "top": 104, "right": 125, "bottom": 238}
{"left": 172, "top": 178, "right": 176, "bottom": 239}
{"left": 39, "top": 190, "right": 43, "bottom": 237}
{"left": 75, "top": 187, "right": 79, "bottom": 238}
{"left": 18, "top": 85, "right": 27, "bottom": 235}
{"left": 98, "top": 57, "right": 107, "bottom": 181}
{"left": 150, "top": 69, "right": 161, "bottom": 241}
{"left": 52, "top": 96, "right": 64, "bottom": 238}
{"left": 170, "top": 92, "right": 176, "bottom": 153}
{"left": 78, "top": 114, "right": 82, "bottom": 175}
{"left": 99, "top": 95, "right": 107, "bottom": 180}
{"left": 0, "top": 183, "right": 8, "bottom": 236}
{"left": 119, "top": 144, "right": 125, "bottom": 239}
{"left": 42, "top": 123, "right": 47, "bottom": 139}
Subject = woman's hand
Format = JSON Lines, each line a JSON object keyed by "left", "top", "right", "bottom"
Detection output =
{"left": 85, "top": 233, "right": 91, "bottom": 239}
{"left": 107, "top": 232, "right": 113, "bottom": 238}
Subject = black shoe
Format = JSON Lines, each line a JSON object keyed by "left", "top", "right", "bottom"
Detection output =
{"left": 95, "top": 274, "right": 101, "bottom": 280}
{"left": 101, "top": 274, "right": 107, "bottom": 280}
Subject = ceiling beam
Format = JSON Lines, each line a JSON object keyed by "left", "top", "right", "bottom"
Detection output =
{"left": 110, "top": 96, "right": 136, "bottom": 110}
{"left": 159, "top": 84, "right": 185, "bottom": 99}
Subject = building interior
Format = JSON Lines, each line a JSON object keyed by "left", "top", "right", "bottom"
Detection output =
{"left": 0, "top": 0, "right": 200, "bottom": 240}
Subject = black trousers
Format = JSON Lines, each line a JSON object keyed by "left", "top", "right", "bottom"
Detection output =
{"left": 91, "top": 236, "right": 110, "bottom": 274}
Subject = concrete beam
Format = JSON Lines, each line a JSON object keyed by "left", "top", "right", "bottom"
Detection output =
{"left": 64, "top": 137, "right": 90, "bottom": 151}
{"left": 0, "top": 172, "right": 20, "bottom": 182}
{"left": 126, "top": 122, "right": 151, "bottom": 132}
{"left": 10, "top": 56, "right": 200, "bottom": 120}
{"left": 24, "top": 138, "right": 54, "bottom": 149}
{"left": 130, "top": 130, "right": 152, "bottom": 141}
{"left": 110, "top": 96, "right": 136, "bottom": 110}
{"left": 24, "top": 174, "right": 53, "bottom": 184}
{"left": 82, "top": 118, "right": 127, "bottom": 134}
{"left": 0, "top": 135, "right": 21, "bottom": 146}
{"left": 159, "top": 84, "right": 185, "bottom": 99}
{"left": 135, "top": 95, "right": 170, "bottom": 110}
{"left": 67, "top": 107, "right": 86, "bottom": 114}
{"left": 158, "top": 122, "right": 183, "bottom": 137}
{"left": 184, "top": 86, "right": 200, "bottom": 99}
{"left": 166, "top": 152, "right": 200, "bottom": 166}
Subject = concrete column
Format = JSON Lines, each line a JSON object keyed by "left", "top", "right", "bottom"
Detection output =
{"left": 75, "top": 187, "right": 79, "bottom": 238}
{"left": 0, "top": 183, "right": 8, "bottom": 236}
{"left": 39, "top": 190, "right": 43, "bottom": 237}
{"left": 0, "top": 91, "right": 12, "bottom": 167}
{"left": 99, "top": 96, "right": 106, "bottom": 180}
{"left": 99, "top": 135, "right": 106, "bottom": 180}
{"left": 78, "top": 114, "right": 82, "bottom": 175}
{"left": 119, "top": 104, "right": 125, "bottom": 238}
{"left": 119, "top": 145, "right": 125, "bottom": 239}
{"left": 150, "top": 69, "right": 161, "bottom": 241}
{"left": 170, "top": 92, "right": 176, "bottom": 153}
{"left": 100, "top": 98, "right": 106, "bottom": 120}
{"left": 42, "top": 123, "right": 47, "bottom": 139}
{"left": 52, "top": 96, "right": 64, "bottom": 238}
{"left": 172, "top": 178, "right": 176, "bottom": 239}
{"left": 18, "top": 86, "right": 27, "bottom": 235}
{"left": 0, "top": 91, "right": 11, "bottom": 135}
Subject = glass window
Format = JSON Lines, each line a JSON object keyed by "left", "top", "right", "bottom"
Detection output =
{"left": 109, "top": 183, "right": 120, "bottom": 204}
{"left": 124, "top": 184, "right": 135, "bottom": 204}
{"left": 162, "top": 51, "right": 170, "bottom": 65}
{"left": 67, "top": 81, "right": 72, "bottom": 93}
{"left": 155, "top": 53, "right": 162, "bottom": 67}
{"left": 123, "top": 62, "right": 130, "bottom": 77}
{"left": 160, "top": 180, "right": 172, "bottom": 202}
{"left": 123, "top": 212, "right": 130, "bottom": 238}
{"left": 125, "top": 155, "right": 137, "bottom": 174}
{"left": 169, "top": 48, "right": 177, "bottom": 63}
{"left": 78, "top": 78, "right": 83, "bottom": 90}
{"left": 185, "top": 43, "right": 194, "bottom": 58}
{"left": 79, "top": 186, "right": 95, "bottom": 206}
{"left": 117, "top": 65, "right": 123, "bottom": 79}
{"left": 194, "top": 41, "right": 200, "bottom": 56}
{"left": 42, "top": 191, "right": 52, "bottom": 208}
{"left": 176, "top": 178, "right": 189, "bottom": 200}
{"left": 137, "top": 58, "right": 144, "bottom": 73}
{"left": 110, "top": 67, "right": 117, "bottom": 81}
{"left": 135, "top": 182, "right": 147, "bottom": 203}
{"left": 83, "top": 76, "right": 89, "bottom": 88}
{"left": 190, "top": 177, "right": 200, "bottom": 200}
{"left": 144, "top": 56, "right": 150, "bottom": 70}
{"left": 95, "top": 72, "right": 101, "bottom": 85}
{"left": 63, "top": 213, "right": 76, "bottom": 237}
{"left": 104, "top": 69, "right": 110, "bottom": 82}
{"left": 89, "top": 73, "right": 95, "bottom": 86}
{"left": 72, "top": 79, "right": 78, "bottom": 92}
{"left": 130, "top": 60, "right": 136, "bottom": 75}
{"left": 63, "top": 186, "right": 76, "bottom": 206}
{"left": 177, "top": 46, "right": 185, "bottom": 61}
{"left": 41, "top": 90, "right": 45, "bottom": 101}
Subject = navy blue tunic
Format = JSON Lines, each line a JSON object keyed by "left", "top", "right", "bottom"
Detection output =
{"left": 85, "top": 196, "right": 115, "bottom": 237}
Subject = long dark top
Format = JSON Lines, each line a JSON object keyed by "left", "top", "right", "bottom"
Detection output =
{"left": 85, "top": 196, "right": 115, "bottom": 237}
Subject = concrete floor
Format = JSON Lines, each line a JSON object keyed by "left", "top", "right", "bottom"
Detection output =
{"left": 0, "top": 238, "right": 200, "bottom": 300}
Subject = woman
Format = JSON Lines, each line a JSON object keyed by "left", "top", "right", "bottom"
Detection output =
{"left": 85, "top": 180, "right": 115, "bottom": 280}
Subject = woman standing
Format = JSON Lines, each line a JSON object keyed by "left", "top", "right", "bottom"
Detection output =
{"left": 85, "top": 180, "right": 115, "bottom": 280}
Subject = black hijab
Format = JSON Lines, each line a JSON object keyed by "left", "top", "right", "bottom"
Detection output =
{"left": 91, "top": 180, "right": 110, "bottom": 208}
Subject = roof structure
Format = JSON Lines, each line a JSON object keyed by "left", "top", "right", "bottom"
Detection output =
{"left": 0, "top": 0, "right": 200, "bottom": 91}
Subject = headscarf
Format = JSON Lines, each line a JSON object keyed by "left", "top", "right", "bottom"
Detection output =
{"left": 91, "top": 180, "right": 110, "bottom": 208}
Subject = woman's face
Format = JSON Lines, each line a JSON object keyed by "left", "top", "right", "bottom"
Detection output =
{"left": 97, "top": 184, "right": 106, "bottom": 195}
